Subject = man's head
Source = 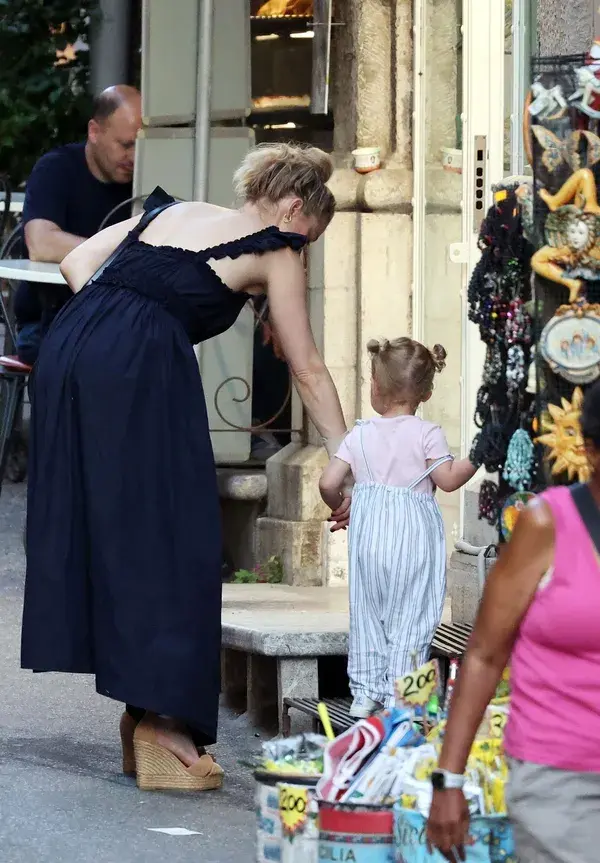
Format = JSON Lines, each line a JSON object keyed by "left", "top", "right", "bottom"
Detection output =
{"left": 87, "top": 86, "right": 142, "bottom": 184}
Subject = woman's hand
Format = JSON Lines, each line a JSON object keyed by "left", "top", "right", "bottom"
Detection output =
{"left": 426, "top": 789, "right": 470, "bottom": 861}
{"left": 328, "top": 496, "right": 351, "bottom": 532}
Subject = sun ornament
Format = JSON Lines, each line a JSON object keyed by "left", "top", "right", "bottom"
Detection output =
{"left": 535, "top": 387, "right": 590, "bottom": 482}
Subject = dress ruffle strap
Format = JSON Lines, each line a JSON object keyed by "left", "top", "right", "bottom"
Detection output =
{"left": 196, "top": 226, "right": 308, "bottom": 262}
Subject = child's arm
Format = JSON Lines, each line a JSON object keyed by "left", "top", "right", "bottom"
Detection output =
{"left": 429, "top": 457, "right": 477, "bottom": 493}
{"left": 319, "top": 457, "right": 352, "bottom": 511}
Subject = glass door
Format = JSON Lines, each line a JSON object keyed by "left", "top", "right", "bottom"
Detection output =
{"left": 413, "top": 0, "right": 506, "bottom": 542}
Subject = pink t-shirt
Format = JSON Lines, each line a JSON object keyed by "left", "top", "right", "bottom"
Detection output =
{"left": 335, "top": 415, "right": 451, "bottom": 494}
{"left": 504, "top": 485, "right": 600, "bottom": 772}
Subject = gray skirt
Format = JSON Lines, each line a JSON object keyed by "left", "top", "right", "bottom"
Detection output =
{"left": 507, "top": 759, "right": 600, "bottom": 863}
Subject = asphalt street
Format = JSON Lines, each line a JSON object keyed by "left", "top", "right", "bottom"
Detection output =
{"left": 0, "top": 482, "right": 259, "bottom": 863}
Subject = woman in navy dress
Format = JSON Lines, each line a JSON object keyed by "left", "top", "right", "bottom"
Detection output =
{"left": 21, "top": 144, "right": 350, "bottom": 792}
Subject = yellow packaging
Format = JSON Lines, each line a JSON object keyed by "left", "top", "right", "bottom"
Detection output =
{"left": 491, "top": 667, "right": 511, "bottom": 703}
{"left": 467, "top": 738, "right": 509, "bottom": 816}
{"left": 414, "top": 756, "right": 437, "bottom": 782}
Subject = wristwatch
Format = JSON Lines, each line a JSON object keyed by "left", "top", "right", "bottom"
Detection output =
{"left": 431, "top": 769, "right": 465, "bottom": 791}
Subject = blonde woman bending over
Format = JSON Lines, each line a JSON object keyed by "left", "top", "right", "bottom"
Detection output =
{"left": 21, "top": 144, "right": 348, "bottom": 792}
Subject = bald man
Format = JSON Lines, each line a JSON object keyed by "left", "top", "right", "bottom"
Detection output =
{"left": 15, "top": 85, "right": 142, "bottom": 365}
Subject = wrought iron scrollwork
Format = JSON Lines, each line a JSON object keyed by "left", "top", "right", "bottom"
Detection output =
{"left": 211, "top": 296, "right": 300, "bottom": 434}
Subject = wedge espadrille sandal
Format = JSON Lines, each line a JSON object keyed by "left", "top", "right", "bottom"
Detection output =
{"left": 133, "top": 718, "right": 224, "bottom": 792}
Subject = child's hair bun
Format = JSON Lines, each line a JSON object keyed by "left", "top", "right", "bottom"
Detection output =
{"left": 431, "top": 343, "right": 447, "bottom": 373}
{"left": 367, "top": 338, "right": 390, "bottom": 356}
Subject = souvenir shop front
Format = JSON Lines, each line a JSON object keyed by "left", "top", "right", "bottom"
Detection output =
{"left": 458, "top": 3, "right": 600, "bottom": 565}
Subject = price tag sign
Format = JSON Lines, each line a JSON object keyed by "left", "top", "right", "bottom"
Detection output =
{"left": 279, "top": 785, "right": 308, "bottom": 835}
{"left": 395, "top": 659, "right": 439, "bottom": 708}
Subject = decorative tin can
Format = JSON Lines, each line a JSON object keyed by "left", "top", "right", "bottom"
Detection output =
{"left": 256, "top": 771, "right": 283, "bottom": 863}
{"left": 256, "top": 771, "right": 321, "bottom": 863}
{"left": 318, "top": 803, "right": 395, "bottom": 863}
{"left": 278, "top": 780, "right": 319, "bottom": 863}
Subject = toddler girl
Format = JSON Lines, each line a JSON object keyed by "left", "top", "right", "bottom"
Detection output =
{"left": 319, "top": 337, "right": 477, "bottom": 718}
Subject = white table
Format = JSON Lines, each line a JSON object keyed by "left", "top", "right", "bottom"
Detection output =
{"left": 0, "top": 192, "right": 25, "bottom": 214}
{"left": 0, "top": 259, "right": 65, "bottom": 284}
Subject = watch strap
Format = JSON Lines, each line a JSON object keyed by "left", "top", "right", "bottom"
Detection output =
{"left": 433, "top": 769, "right": 465, "bottom": 790}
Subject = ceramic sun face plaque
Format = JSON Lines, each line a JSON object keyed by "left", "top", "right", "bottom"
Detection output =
{"left": 535, "top": 386, "right": 590, "bottom": 483}
{"left": 540, "top": 303, "right": 600, "bottom": 384}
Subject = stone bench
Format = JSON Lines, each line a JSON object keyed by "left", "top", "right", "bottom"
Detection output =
{"left": 217, "top": 468, "right": 267, "bottom": 573}
{"left": 221, "top": 584, "right": 349, "bottom": 733}
{"left": 221, "top": 585, "right": 458, "bottom": 734}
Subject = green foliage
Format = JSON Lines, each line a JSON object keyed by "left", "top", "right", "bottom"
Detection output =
{"left": 0, "top": 0, "right": 99, "bottom": 186}
{"left": 232, "top": 556, "right": 284, "bottom": 585}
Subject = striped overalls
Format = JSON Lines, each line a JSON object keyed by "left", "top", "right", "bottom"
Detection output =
{"left": 347, "top": 425, "right": 451, "bottom": 707}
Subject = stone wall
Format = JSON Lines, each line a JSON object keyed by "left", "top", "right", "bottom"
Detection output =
{"left": 258, "top": 0, "right": 472, "bottom": 584}
{"left": 537, "top": 0, "right": 594, "bottom": 56}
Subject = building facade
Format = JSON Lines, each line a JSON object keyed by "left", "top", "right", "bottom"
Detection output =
{"left": 128, "top": 0, "right": 599, "bottom": 585}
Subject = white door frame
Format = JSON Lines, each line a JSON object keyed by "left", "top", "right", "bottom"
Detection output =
{"left": 458, "top": 0, "right": 507, "bottom": 538}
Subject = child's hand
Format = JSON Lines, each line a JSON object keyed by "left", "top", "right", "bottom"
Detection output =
{"left": 329, "top": 497, "right": 351, "bottom": 532}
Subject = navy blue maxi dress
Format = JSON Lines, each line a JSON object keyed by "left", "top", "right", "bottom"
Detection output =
{"left": 20, "top": 192, "right": 307, "bottom": 744}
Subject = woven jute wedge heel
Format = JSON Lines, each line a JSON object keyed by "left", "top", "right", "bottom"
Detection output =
{"left": 133, "top": 719, "right": 224, "bottom": 792}
{"left": 120, "top": 712, "right": 138, "bottom": 776}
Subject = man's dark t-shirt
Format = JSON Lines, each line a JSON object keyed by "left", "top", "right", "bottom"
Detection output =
{"left": 15, "top": 142, "right": 132, "bottom": 347}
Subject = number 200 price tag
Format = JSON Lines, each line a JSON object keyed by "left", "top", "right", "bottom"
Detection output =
{"left": 395, "top": 659, "right": 440, "bottom": 708}
{"left": 279, "top": 785, "right": 308, "bottom": 835}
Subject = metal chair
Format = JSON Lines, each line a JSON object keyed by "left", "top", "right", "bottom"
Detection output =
{"left": 0, "top": 190, "right": 30, "bottom": 491}
{"left": 0, "top": 354, "right": 31, "bottom": 492}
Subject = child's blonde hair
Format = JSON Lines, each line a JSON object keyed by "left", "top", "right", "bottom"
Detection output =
{"left": 367, "top": 337, "right": 447, "bottom": 405}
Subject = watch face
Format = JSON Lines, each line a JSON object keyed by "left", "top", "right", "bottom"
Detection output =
{"left": 431, "top": 770, "right": 445, "bottom": 791}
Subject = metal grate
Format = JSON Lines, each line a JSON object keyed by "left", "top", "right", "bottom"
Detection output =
{"left": 430, "top": 623, "right": 472, "bottom": 658}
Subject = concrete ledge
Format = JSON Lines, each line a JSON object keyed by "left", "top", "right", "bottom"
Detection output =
{"left": 216, "top": 468, "right": 267, "bottom": 502}
{"left": 222, "top": 625, "right": 348, "bottom": 657}
{"left": 222, "top": 584, "right": 349, "bottom": 656}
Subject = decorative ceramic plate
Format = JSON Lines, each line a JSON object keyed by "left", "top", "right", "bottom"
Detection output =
{"left": 540, "top": 306, "right": 600, "bottom": 384}
{"left": 501, "top": 492, "right": 536, "bottom": 541}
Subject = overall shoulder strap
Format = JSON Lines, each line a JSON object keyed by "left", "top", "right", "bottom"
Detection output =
{"left": 570, "top": 483, "right": 600, "bottom": 556}
{"left": 408, "top": 454, "right": 453, "bottom": 491}
{"left": 357, "top": 421, "right": 374, "bottom": 482}
{"left": 86, "top": 194, "right": 178, "bottom": 287}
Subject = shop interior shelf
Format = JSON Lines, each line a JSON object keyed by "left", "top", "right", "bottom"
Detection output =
{"left": 250, "top": 14, "right": 313, "bottom": 36}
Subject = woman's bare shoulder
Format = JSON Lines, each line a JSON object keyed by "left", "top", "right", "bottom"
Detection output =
{"left": 140, "top": 203, "right": 264, "bottom": 252}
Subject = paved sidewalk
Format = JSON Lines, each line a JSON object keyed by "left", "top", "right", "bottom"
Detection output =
{"left": 0, "top": 483, "right": 258, "bottom": 863}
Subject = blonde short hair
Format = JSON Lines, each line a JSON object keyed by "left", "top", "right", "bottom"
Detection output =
{"left": 367, "top": 337, "right": 447, "bottom": 405}
{"left": 233, "top": 143, "right": 335, "bottom": 225}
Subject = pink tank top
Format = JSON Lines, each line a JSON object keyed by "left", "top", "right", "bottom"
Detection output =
{"left": 504, "top": 485, "right": 600, "bottom": 772}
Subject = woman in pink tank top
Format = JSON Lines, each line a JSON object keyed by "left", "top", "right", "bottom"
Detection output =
{"left": 426, "top": 382, "right": 600, "bottom": 863}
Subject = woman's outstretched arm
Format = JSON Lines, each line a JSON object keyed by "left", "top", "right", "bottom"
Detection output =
{"left": 265, "top": 247, "right": 347, "bottom": 445}
{"left": 426, "top": 499, "right": 554, "bottom": 860}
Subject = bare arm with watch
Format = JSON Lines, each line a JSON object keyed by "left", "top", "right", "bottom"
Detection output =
{"left": 425, "top": 501, "right": 553, "bottom": 861}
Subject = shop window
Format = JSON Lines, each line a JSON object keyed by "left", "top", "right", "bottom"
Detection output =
{"left": 248, "top": 0, "right": 334, "bottom": 149}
